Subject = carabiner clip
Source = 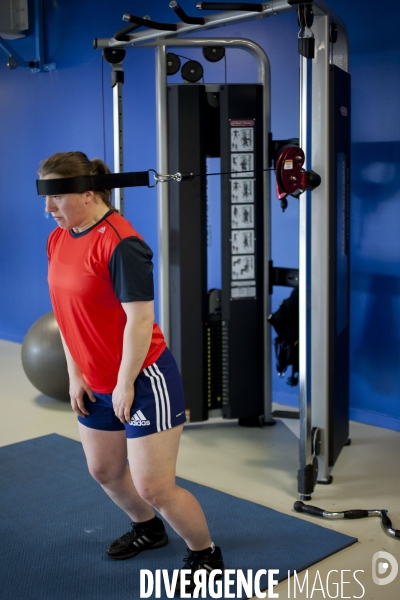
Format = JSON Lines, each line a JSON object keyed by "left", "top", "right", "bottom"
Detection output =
{"left": 148, "top": 169, "right": 184, "bottom": 186}
{"left": 147, "top": 169, "right": 158, "bottom": 187}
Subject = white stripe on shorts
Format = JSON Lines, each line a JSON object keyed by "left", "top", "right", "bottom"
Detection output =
{"left": 152, "top": 362, "right": 172, "bottom": 429}
{"left": 143, "top": 368, "right": 161, "bottom": 432}
{"left": 148, "top": 364, "right": 167, "bottom": 430}
{"left": 143, "top": 363, "right": 172, "bottom": 432}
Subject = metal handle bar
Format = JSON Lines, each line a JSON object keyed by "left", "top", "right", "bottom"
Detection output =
{"left": 169, "top": 1, "right": 206, "bottom": 25}
{"left": 294, "top": 501, "right": 400, "bottom": 540}
{"left": 114, "top": 20, "right": 143, "bottom": 42}
{"left": 381, "top": 510, "right": 400, "bottom": 539}
{"left": 122, "top": 13, "right": 178, "bottom": 32}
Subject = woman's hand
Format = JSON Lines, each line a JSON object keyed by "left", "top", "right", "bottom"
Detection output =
{"left": 69, "top": 375, "right": 96, "bottom": 417}
{"left": 112, "top": 381, "right": 135, "bottom": 424}
{"left": 113, "top": 300, "right": 154, "bottom": 424}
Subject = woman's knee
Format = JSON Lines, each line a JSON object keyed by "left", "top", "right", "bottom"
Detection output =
{"left": 87, "top": 461, "right": 127, "bottom": 486}
{"left": 79, "top": 426, "right": 129, "bottom": 486}
{"left": 136, "top": 481, "right": 176, "bottom": 510}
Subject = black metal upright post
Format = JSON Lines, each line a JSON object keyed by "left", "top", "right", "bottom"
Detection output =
{"left": 167, "top": 85, "right": 209, "bottom": 422}
{"left": 328, "top": 64, "right": 351, "bottom": 466}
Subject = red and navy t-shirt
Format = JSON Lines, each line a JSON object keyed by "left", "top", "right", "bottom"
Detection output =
{"left": 47, "top": 210, "right": 166, "bottom": 393}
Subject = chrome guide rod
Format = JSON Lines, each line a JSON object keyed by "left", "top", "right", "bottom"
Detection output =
{"left": 148, "top": 37, "right": 272, "bottom": 422}
{"left": 298, "top": 54, "right": 313, "bottom": 481}
{"left": 155, "top": 45, "right": 170, "bottom": 344}
{"left": 113, "top": 68, "right": 124, "bottom": 214}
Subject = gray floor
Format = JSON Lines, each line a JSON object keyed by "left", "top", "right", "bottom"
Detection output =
{"left": 1, "top": 338, "right": 399, "bottom": 598}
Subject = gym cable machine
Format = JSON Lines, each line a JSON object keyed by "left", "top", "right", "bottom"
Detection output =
{"left": 93, "top": 0, "right": 350, "bottom": 502}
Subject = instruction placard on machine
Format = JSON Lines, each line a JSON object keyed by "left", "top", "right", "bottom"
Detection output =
{"left": 231, "top": 284, "right": 256, "bottom": 299}
{"left": 231, "top": 204, "right": 254, "bottom": 229}
{"left": 230, "top": 179, "right": 254, "bottom": 203}
{"left": 231, "top": 255, "right": 255, "bottom": 280}
{"left": 232, "top": 230, "right": 255, "bottom": 254}
{"left": 231, "top": 153, "right": 254, "bottom": 178}
{"left": 231, "top": 262, "right": 256, "bottom": 298}
{"left": 230, "top": 128, "right": 254, "bottom": 152}
{"left": 229, "top": 120, "right": 256, "bottom": 299}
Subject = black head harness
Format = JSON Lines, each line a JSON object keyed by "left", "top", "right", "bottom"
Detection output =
{"left": 36, "top": 171, "right": 150, "bottom": 195}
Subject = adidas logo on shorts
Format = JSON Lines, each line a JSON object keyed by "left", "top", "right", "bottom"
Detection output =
{"left": 128, "top": 410, "right": 150, "bottom": 427}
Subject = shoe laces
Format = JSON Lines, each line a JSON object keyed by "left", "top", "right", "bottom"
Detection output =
{"left": 120, "top": 523, "right": 141, "bottom": 543}
{"left": 182, "top": 550, "right": 209, "bottom": 571}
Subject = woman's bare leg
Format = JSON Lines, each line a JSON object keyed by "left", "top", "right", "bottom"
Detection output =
{"left": 78, "top": 423, "right": 154, "bottom": 523}
{"left": 128, "top": 424, "right": 212, "bottom": 551}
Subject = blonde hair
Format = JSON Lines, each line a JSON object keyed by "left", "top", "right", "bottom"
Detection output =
{"left": 38, "top": 151, "right": 113, "bottom": 208}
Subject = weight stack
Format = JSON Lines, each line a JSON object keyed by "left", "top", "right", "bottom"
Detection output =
{"left": 219, "top": 84, "right": 265, "bottom": 420}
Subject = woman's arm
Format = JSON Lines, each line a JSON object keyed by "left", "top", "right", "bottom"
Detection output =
{"left": 112, "top": 300, "right": 155, "bottom": 424}
{"left": 59, "top": 330, "right": 96, "bottom": 417}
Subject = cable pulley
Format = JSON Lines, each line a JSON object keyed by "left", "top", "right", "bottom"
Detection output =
{"left": 275, "top": 146, "right": 321, "bottom": 211}
{"left": 181, "top": 60, "right": 204, "bottom": 83}
{"left": 166, "top": 53, "right": 181, "bottom": 75}
{"left": 202, "top": 46, "right": 226, "bottom": 62}
{"left": 296, "top": 3, "right": 315, "bottom": 58}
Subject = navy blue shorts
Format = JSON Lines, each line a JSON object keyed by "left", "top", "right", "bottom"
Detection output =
{"left": 77, "top": 348, "right": 186, "bottom": 438}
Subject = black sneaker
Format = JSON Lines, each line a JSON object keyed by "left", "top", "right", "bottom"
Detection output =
{"left": 106, "top": 522, "right": 168, "bottom": 560}
{"left": 175, "top": 546, "right": 224, "bottom": 595}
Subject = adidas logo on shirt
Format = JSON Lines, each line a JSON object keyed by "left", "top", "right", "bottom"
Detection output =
{"left": 97, "top": 226, "right": 106, "bottom": 233}
{"left": 128, "top": 410, "right": 150, "bottom": 426}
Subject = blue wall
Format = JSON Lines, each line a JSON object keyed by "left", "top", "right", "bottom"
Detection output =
{"left": 0, "top": 0, "right": 399, "bottom": 431}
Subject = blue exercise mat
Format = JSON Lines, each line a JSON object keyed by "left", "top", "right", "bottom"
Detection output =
{"left": 0, "top": 434, "right": 356, "bottom": 599}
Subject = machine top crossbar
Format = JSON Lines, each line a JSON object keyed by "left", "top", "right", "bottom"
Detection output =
{"left": 93, "top": 0, "right": 347, "bottom": 50}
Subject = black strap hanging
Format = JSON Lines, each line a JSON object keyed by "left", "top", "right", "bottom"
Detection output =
{"left": 36, "top": 172, "right": 150, "bottom": 196}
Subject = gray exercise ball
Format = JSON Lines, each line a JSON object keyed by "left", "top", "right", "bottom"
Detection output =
{"left": 21, "top": 311, "right": 70, "bottom": 402}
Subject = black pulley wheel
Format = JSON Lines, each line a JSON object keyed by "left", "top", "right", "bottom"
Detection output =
{"left": 167, "top": 53, "right": 181, "bottom": 75}
{"left": 181, "top": 60, "right": 204, "bottom": 83}
{"left": 202, "top": 46, "right": 225, "bottom": 62}
{"left": 103, "top": 48, "right": 126, "bottom": 64}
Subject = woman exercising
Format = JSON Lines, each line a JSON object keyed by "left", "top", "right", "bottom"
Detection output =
{"left": 39, "top": 151, "right": 224, "bottom": 591}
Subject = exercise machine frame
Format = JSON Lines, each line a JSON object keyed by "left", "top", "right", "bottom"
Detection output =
{"left": 95, "top": 0, "right": 350, "bottom": 498}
